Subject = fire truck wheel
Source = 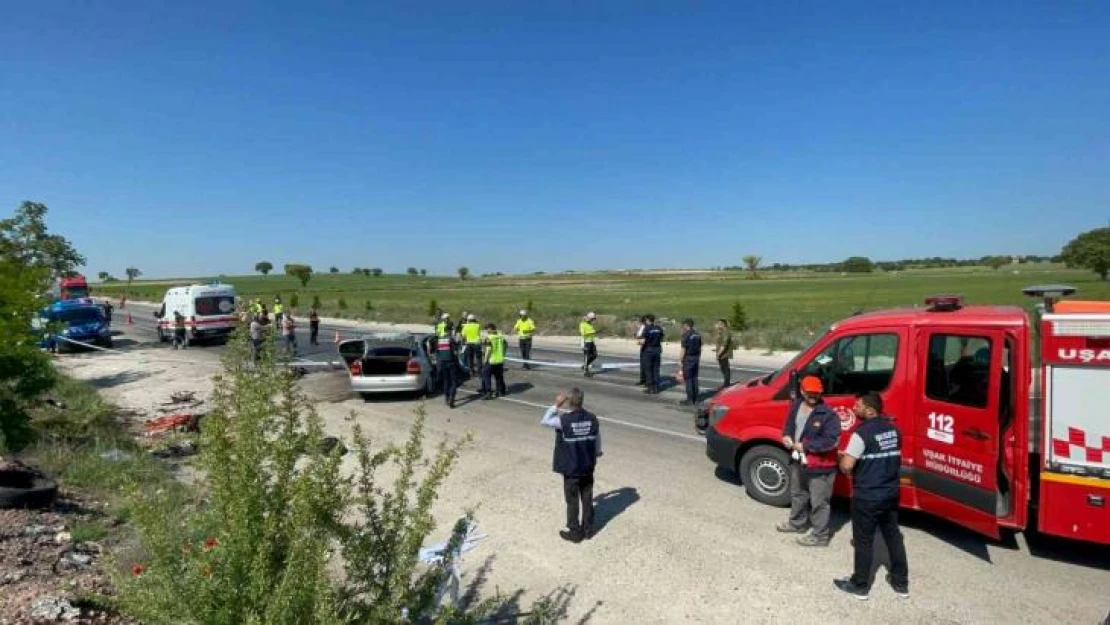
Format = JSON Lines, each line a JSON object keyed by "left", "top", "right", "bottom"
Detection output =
{"left": 739, "top": 445, "right": 792, "bottom": 507}
{"left": 156, "top": 327, "right": 167, "bottom": 343}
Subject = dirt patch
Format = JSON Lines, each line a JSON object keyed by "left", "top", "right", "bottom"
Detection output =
{"left": 296, "top": 370, "right": 355, "bottom": 404}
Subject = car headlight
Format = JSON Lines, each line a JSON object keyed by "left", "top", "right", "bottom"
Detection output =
{"left": 709, "top": 404, "right": 730, "bottom": 427}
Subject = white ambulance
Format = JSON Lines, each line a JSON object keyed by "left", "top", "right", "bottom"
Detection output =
{"left": 154, "top": 282, "right": 239, "bottom": 345}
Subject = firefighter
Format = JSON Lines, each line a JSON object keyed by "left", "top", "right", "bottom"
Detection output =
{"left": 777, "top": 375, "right": 841, "bottom": 546}
{"left": 640, "top": 315, "right": 664, "bottom": 394}
{"left": 836, "top": 392, "right": 909, "bottom": 599}
{"left": 480, "top": 323, "right": 508, "bottom": 399}
{"left": 434, "top": 313, "right": 458, "bottom": 409}
{"left": 678, "top": 318, "right": 702, "bottom": 406}
{"left": 460, "top": 313, "right": 482, "bottom": 375}
{"left": 172, "top": 310, "right": 188, "bottom": 350}
{"left": 512, "top": 309, "right": 536, "bottom": 370}
{"left": 580, "top": 312, "right": 598, "bottom": 377}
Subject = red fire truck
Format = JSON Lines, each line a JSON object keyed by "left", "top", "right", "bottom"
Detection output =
{"left": 701, "top": 285, "right": 1109, "bottom": 545}
{"left": 53, "top": 274, "right": 90, "bottom": 300}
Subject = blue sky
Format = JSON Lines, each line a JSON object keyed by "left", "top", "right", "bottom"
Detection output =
{"left": 1, "top": 1, "right": 1108, "bottom": 278}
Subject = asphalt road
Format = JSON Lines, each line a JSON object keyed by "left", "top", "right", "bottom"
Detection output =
{"left": 90, "top": 307, "right": 1110, "bottom": 624}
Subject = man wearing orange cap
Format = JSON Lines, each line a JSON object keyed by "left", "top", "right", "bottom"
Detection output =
{"left": 776, "top": 375, "right": 842, "bottom": 546}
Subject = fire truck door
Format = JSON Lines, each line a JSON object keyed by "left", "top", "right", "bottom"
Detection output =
{"left": 914, "top": 329, "right": 1003, "bottom": 538}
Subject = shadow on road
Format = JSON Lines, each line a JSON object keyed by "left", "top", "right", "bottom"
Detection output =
{"left": 86, "top": 370, "right": 152, "bottom": 390}
{"left": 592, "top": 487, "right": 641, "bottom": 536}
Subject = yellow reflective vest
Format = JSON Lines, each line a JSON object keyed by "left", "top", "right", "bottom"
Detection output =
{"left": 579, "top": 320, "right": 596, "bottom": 343}
{"left": 513, "top": 317, "right": 536, "bottom": 338}
{"left": 461, "top": 322, "right": 481, "bottom": 343}
{"left": 486, "top": 332, "right": 506, "bottom": 364}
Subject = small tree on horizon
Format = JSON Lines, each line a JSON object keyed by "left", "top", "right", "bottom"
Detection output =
{"left": 97, "top": 271, "right": 110, "bottom": 282}
{"left": 329, "top": 266, "right": 339, "bottom": 274}
{"left": 371, "top": 268, "right": 383, "bottom": 277}
{"left": 125, "top": 267, "right": 142, "bottom": 286}
{"left": 742, "top": 255, "right": 762, "bottom": 280}
{"left": 406, "top": 267, "right": 418, "bottom": 276}
{"left": 842, "top": 256, "right": 874, "bottom": 273}
{"left": 255, "top": 261, "right": 273, "bottom": 276}
{"left": 457, "top": 266, "right": 470, "bottom": 281}
{"left": 420, "top": 268, "right": 427, "bottom": 276}
{"left": 284, "top": 263, "right": 313, "bottom": 288}
{"left": 985, "top": 256, "right": 1008, "bottom": 271}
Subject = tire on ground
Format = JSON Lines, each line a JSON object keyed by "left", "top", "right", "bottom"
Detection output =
{"left": 738, "top": 444, "right": 792, "bottom": 508}
{"left": 0, "top": 467, "right": 58, "bottom": 510}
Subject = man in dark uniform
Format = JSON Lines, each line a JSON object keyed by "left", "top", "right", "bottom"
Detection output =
{"left": 835, "top": 392, "right": 909, "bottom": 600}
{"left": 541, "top": 388, "right": 602, "bottom": 543}
{"left": 678, "top": 318, "right": 702, "bottom": 406}
{"left": 640, "top": 315, "right": 665, "bottom": 394}
{"left": 434, "top": 313, "right": 458, "bottom": 409}
{"left": 635, "top": 316, "right": 648, "bottom": 386}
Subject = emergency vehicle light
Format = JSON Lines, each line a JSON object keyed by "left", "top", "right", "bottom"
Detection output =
{"left": 1022, "top": 284, "right": 1076, "bottom": 313}
{"left": 925, "top": 295, "right": 963, "bottom": 312}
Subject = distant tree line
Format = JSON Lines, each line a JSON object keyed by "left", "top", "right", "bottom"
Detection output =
{"left": 721, "top": 254, "right": 1060, "bottom": 274}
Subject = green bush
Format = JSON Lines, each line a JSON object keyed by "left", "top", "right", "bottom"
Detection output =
{"left": 729, "top": 301, "right": 749, "bottom": 332}
{"left": 290, "top": 293, "right": 299, "bottom": 308}
{"left": 337, "top": 297, "right": 348, "bottom": 310}
{"left": 364, "top": 300, "right": 373, "bottom": 312}
{"left": 312, "top": 295, "right": 321, "bottom": 310}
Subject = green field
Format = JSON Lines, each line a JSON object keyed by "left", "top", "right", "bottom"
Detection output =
{"left": 97, "top": 264, "right": 1110, "bottom": 349}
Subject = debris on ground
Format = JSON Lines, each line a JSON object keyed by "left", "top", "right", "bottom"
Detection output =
{"left": 0, "top": 495, "right": 135, "bottom": 624}
{"left": 143, "top": 412, "right": 204, "bottom": 437}
{"left": 0, "top": 461, "right": 59, "bottom": 510}
{"left": 98, "top": 450, "right": 133, "bottom": 462}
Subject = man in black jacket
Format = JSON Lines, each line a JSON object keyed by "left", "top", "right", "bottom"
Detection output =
{"left": 541, "top": 388, "right": 602, "bottom": 543}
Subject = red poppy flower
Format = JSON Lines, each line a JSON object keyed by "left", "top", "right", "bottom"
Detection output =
{"left": 203, "top": 537, "right": 219, "bottom": 551}
{"left": 132, "top": 564, "right": 145, "bottom": 577}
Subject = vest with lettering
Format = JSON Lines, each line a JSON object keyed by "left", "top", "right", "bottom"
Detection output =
{"left": 487, "top": 332, "right": 506, "bottom": 364}
{"left": 552, "top": 409, "right": 600, "bottom": 477}
{"left": 852, "top": 416, "right": 902, "bottom": 501}
{"left": 435, "top": 323, "right": 455, "bottom": 360}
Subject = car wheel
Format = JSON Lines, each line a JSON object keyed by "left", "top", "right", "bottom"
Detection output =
{"left": 157, "top": 327, "right": 166, "bottom": 343}
{"left": 102, "top": 338, "right": 113, "bottom": 349}
{"left": 739, "top": 445, "right": 792, "bottom": 507}
{"left": 424, "top": 373, "right": 436, "bottom": 397}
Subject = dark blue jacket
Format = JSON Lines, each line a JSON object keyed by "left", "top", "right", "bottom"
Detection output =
{"left": 553, "top": 409, "right": 600, "bottom": 477}
{"left": 681, "top": 329, "right": 702, "bottom": 361}
{"left": 781, "top": 398, "right": 841, "bottom": 474}
{"left": 641, "top": 325, "right": 664, "bottom": 352}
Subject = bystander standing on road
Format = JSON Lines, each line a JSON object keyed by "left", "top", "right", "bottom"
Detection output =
{"left": 273, "top": 296, "right": 284, "bottom": 328}
{"left": 480, "top": 323, "right": 508, "bottom": 399}
{"left": 541, "top": 389, "right": 602, "bottom": 543}
{"left": 249, "top": 314, "right": 263, "bottom": 363}
{"left": 640, "top": 315, "right": 664, "bottom": 394}
{"left": 512, "top": 309, "right": 536, "bottom": 370}
{"left": 777, "top": 376, "right": 841, "bottom": 546}
{"left": 635, "top": 316, "right": 648, "bottom": 386}
{"left": 173, "top": 310, "right": 187, "bottom": 350}
{"left": 309, "top": 306, "right": 320, "bottom": 346}
{"left": 714, "top": 319, "right": 735, "bottom": 390}
{"left": 835, "top": 392, "right": 909, "bottom": 600}
{"left": 281, "top": 310, "right": 297, "bottom": 357}
{"left": 461, "top": 314, "right": 482, "bottom": 375}
{"left": 580, "top": 312, "right": 598, "bottom": 377}
{"left": 435, "top": 313, "right": 458, "bottom": 409}
{"left": 678, "top": 318, "right": 702, "bottom": 406}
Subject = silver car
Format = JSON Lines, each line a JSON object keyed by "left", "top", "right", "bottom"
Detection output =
{"left": 338, "top": 332, "right": 438, "bottom": 397}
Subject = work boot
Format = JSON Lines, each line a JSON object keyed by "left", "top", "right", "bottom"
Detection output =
{"left": 796, "top": 533, "right": 830, "bottom": 547}
{"left": 886, "top": 575, "right": 909, "bottom": 598}
{"left": 559, "top": 529, "right": 583, "bottom": 544}
{"left": 775, "top": 522, "right": 808, "bottom": 534}
{"left": 833, "top": 578, "right": 870, "bottom": 601}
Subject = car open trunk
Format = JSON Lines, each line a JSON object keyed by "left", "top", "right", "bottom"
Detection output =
{"left": 339, "top": 337, "right": 416, "bottom": 376}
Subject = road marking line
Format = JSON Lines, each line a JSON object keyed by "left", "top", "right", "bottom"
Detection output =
{"left": 457, "top": 390, "right": 704, "bottom": 443}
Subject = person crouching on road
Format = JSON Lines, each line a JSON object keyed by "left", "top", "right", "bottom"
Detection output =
{"left": 173, "top": 310, "right": 188, "bottom": 350}
{"left": 513, "top": 309, "right": 536, "bottom": 370}
{"left": 678, "top": 318, "right": 702, "bottom": 406}
{"left": 639, "top": 315, "right": 664, "bottom": 394}
{"left": 777, "top": 375, "right": 841, "bottom": 546}
{"left": 480, "top": 323, "right": 508, "bottom": 399}
{"left": 541, "top": 389, "right": 602, "bottom": 543}
{"left": 435, "top": 313, "right": 458, "bottom": 409}
{"left": 835, "top": 392, "right": 909, "bottom": 600}
{"left": 580, "top": 312, "right": 598, "bottom": 377}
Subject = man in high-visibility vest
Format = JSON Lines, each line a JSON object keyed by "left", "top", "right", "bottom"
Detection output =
{"left": 460, "top": 314, "right": 482, "bottom": 376}
{"left": 512, "top": 309, "right": 536, "bottom": 370}
{"left": 480, "top": 323, "right": 508, "bottom": 400}
{"left": 434, "top": 313, "right": 458, "bottom": 409}
{"left": 273, "top": 297, "right": 285, "bottom": 330}
{"left": 580, "top": 312, "right": 598, "bottom": 377}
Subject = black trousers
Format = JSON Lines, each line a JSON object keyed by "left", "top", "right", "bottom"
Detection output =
{"left": 717, "top": 356, "right": 731, "bottom": 387}
{"left": 563, "top": 473, "right": 595, "bottom": 534}
{"left": 683, "top": 359, "right": 700, "bottom": 402}
{"left": 480, "top": 362, "right": 506, "bottom": 396}
{"left": 643, "top": 350, "right": 662, "bottom": 391}
{"left": 309, "top": 321, "right": 319, "bottom": 345}
{"left": 464, "top": 343, "right": 481, "bottom": 374}
{"left": 583, "top": 342, "right": 598, "bottom": 371}
{"left": 519, "top": 338, "right": 533, "bottom": 368}
{"left": 850, "top": 496, "right": 909, "bottom": 588}
{"left": 637, "top": 348, "right": 646, "bottom": 384}
{"left": 438, "top": 357, "right": 457, "bottom": 403}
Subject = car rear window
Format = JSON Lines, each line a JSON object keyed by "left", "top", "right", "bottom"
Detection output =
{"left": 53, "top": 308, "right": 103, "bottom": 324}
{"left": 195, "top": 296, "right": 236, "bottom": 316}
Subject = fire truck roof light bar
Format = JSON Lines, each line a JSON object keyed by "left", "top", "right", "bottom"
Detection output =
{"left": 1022, "top": 284, "right": 1077, "bottom": 313}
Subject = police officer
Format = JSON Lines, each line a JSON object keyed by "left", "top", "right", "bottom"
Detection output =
{"left": 434, "top": 313, "right": 458, "bottom": 409}
{"left": 640, "top": 315, "right": 664, "bottom": 394}
{"left": 835, "top": 392, "right": 909, "bottom": 600}
{"left": 480, "top": 323, "right": 508, "bottom": 399}
{"left": 540, "top": 388, "right": 602, "bottom": 543}
{"left": 678, "top": 318, "right": 702, "bottom": 406}
{"left": 579, "top": 312, "right": 598, "bottom": 377}
{"left": 635, "top": 316, "right": 648, "bottom": 386}
{"left": 460, "top": 314, "right": 482, "bottom": 375}
{"left": 512, "top": 309, "right": 536, "bottom": 370}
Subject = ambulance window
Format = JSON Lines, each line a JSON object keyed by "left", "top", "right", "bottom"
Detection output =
{"left": 800, "top": 333, "right": 898, "bottom": 396}
{"left": 925, "top": 335, "right": 992, "bottom": 408}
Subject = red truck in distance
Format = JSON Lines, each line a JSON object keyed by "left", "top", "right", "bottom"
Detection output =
{"left": 701, "top": 285, "right": 1109, "bottom": 546}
